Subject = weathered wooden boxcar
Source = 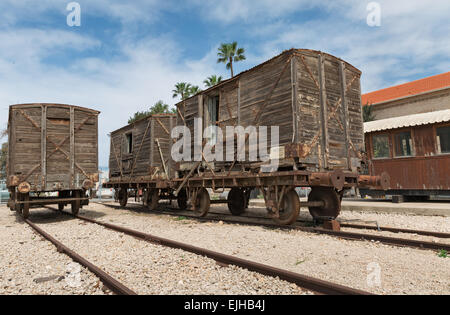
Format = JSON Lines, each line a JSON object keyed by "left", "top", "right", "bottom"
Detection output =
{"left": 362, "top": 109, "right": 450, "bottom": 201}
{"left": 176, "top": 49, "right": 366, "bottom": 174}
{"left": 106, "top": 114, "right": 176, "bottom": 209}
{"left": 7, "top": 103, "right": 100, "bottom": 218}
{"left": 171, "top": 49, "right": 389, "bottom": 223}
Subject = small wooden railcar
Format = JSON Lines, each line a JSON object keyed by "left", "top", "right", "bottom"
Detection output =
{"left": 362, "top": 109, "right": 450, "bottom": 201}
{"left": 7, "top": 104, "right": 100, "bottom": 218}
{"left": 176, "top": 49, "right": 365, "bottom": 173}
{"left": 173, "top": 49, "right": 388, "bottom": 223}
{"left": 106, "top": 114, "right": 176, "bottom": 209}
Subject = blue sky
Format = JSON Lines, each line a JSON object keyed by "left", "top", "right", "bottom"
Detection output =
{"left": 0, "top": 0, "right": 449, "bottom": 166}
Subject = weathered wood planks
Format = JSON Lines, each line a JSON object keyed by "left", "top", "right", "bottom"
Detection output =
{"left": 8, "top": 103, "right": 100, "bottom": 191}
{"left": 175, "top": 49, "right": 364, "bottom": 173}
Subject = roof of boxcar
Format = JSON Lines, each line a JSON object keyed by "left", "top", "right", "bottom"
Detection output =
{"left": 364, "top": 109, "right": 450, "bottom": 133}
{"left": 176, "top": 48, "right": 361, "bottom": 106}
{"left": 10, "top": 103, "right": 100, "bottom": 114}
{"left": 110, "top": 113, "right": 176, "bottom": 135}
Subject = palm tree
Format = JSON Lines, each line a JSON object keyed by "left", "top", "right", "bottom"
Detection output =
{"left": 128, "top": 101, "right": 171, "bottom": 124}
{"left": 217, "top": 42, "right": 246, "bottom": 78}
{"left": 149, "top": 100, "right": 170, "bottom": 115}
{"left": 189, "top": 86, "right": 202, "bottom": 96}
{"left": 363, "top": 103, "right": 376, "bottom": 122}
{"left": 172, "top": 82, "right": 192, "bottom": 100}
{"left": 204, "top": 75, "right": 223, "bottom": 88}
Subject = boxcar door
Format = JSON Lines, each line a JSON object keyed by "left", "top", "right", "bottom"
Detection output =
{"left": 45, "top": 106, "right": 71, "bottom": 190}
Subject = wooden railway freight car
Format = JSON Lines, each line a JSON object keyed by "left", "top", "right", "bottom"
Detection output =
{"left": 6, "top": 104, "right": 100, "bottom": 218}
{"left": 106, "top": 114, "right": 176, "bottom": 209}
{"left": 173, "top": 49, "right": 389, "bottom": 223}
{"left": 361, "top": 109, "right": 450, "bottom": 201}
{"left": 176, "top": 49, "right": 366, "bottom": 174}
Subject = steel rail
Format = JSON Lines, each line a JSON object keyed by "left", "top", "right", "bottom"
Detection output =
{"left": 57, "top": 210, "right": 371, "bottom": 295}
{"left": 337, "top": 222, "right": 450, "bottom": 239}
{"left": 95, "top": 201, "right": 450, "bottom": 239}
{"left": 185, "top": 206, "right": 450, "bottom": 239}
{"left": 213, "top": 210, "right": 450, "bottom": 239}
{"left": 24, "top": 218, "right": 137, "bottom": 295}
{"left": 95, "top": 202, "right": 450, "bottom": 252}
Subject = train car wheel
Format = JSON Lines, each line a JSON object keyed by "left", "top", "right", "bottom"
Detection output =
{"left": 21, "top": 193, "right": 30, "bottom": 219}
{"left": 177, "top": 189, "right": 188, "bottom": 210}
{"left": 118, "top": 189, "right": 128, "bottom": 207}
{"left": 71, "top": 190, "right": 81, "bottom": 215}
{"left": 193, "top": 188, "right": 210, "bottom": 217}
{"left": 58, "top": 203, "right": 65, "bottom": 211}
{"left": 308, "top": 187, "right": 341, "bottom": 219}
{"left": 244, "top": 189, "right": 252, "bottom": 209}
{"left": 227, "top": 188, "right": 246, "bottom": 216}
{"left": 274, "top": 189, "right": 300, "bottom": 225}
{"left": 9, "top": 190, "right": 18, "bottom": 211}
{"left": 147, "top": 189, "right": 159, "bottom": 211}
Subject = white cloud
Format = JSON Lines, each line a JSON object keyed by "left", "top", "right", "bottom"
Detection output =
{"left": 189, "top": 0, "right": 338, "bottom": 24}
{"left": 243, "top": 0, "right": 450, "bottom": 92}
{"left": 0, "top": 29, "right": 223, "bottom": 166}
{"left": 0, "top": 0, "right": 167, "bottom": 27}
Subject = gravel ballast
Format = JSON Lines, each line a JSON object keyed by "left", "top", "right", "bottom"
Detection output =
{"left": 0, "top": 207, "right": 107, "bottom": 295}
{"left": 1, "top": 206, "right": 309, "bottom": 295}
{"left": 81, "top": 201, "right": 450, "bottom": 295}
{"left": 2, "top": 201, "right": 449, "bottom": 295}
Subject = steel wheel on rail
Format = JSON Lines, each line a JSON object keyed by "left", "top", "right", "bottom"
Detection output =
{"left": 274, "top": 189, "right": 300, "bottom": 225}
{"left": 177, "top": 188, "right": 188, "bottom": 211}
{"left": 21, "top": 193, "right": 30, "bottom": 219}
{"left": 9, "top": 190, "right": 18, "bottom": 212}
{"left": 58, "top": 191, "right": 68, "bottom": 211}
{"left": 118, "top": 188, "right": 128, "bottom": 207}
{"left": 71, "top": 190, "right": 81, "bottom": 215}
{"left": 193, "top": 188, "right": 210, "bottom": 217}
{"left": 308, "top": 187, "right": 341, "bottom": 220}
{"left": 146, "top": 189, "right": 159, "bottom": 211}
{"left": 227, "top": 188, "right": 247, "bottom": 216}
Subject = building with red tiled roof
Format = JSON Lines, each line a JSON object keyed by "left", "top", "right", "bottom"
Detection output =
{"left": 362, "top": 72, "right": 450, "bottom": 121}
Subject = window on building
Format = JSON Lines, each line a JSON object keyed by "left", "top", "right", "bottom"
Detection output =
{"left": 372, "top": 134, "right": 390, "bottom": 158}
{"left": 394, "top": 131, "right": 414, "bottom": 157}
{"left": 436, "top": 126, "right": 450, "bottom": 154}
{"left": 125, "top": 133, "right": 133, "bottom": 154}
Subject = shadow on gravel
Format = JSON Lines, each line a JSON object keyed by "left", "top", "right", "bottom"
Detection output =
{"left": 13, "top": 207, "right": 107, "bottom": 225}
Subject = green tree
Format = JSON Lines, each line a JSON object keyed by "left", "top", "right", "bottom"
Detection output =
{"left": 128, "top": 101, "right": 172, "bottom": 124}
{"left": 204, "top": 75, "right": 223, "bottom": 88}
{"left": 149, "top": 100, "right": 170, "bottom": 115}
{"left": 217, "top": 42, "right": 246, "bottom": 78}
{"left": 189, "top": 85, "right": 202, "bottom": 96}
{"left": 0, "top": 143, "right": 7, "bottom": 180}
{"left": 172, "top": 82, "right": 192, "bottom": 101}
{"left": 363, "top": 103, "right": 376, "bottom": 122}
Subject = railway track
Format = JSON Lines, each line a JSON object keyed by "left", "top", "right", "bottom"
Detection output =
{"left": 24, "top": 218, "right": 137, "bottom": 295}
{"left": 42, "top": 206, "right": 371, "bottom": 295}
{"left": 94, "top": 202, "right": 450, "bottom": 252}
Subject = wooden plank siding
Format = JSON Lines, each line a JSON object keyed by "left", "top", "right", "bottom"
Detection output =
{"left": 7, "top": 103, "right": 100, "bottom": 192}
{"left": 175, "top": 49, "right": 364, "bottom": 173}
{"left": 108, "top": 115, "right": 176, "bottom": 182}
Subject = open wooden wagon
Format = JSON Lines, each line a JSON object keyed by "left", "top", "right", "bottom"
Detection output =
{"left": 6, "top": 104, "right": 100, "bottom": 218}
{"left": 103, "top": 114, "right": 177, "bottom": 209}
{"left": 174, "top": 49, "right": 389, "bottom": 224}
